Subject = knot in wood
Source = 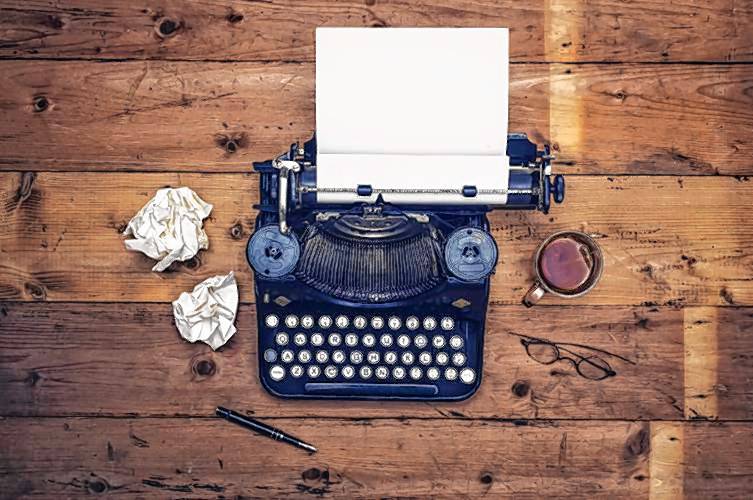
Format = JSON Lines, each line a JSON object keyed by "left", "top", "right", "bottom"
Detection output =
{"left": 33, "top": 96, "right": 49, "bottom": 113}
{"left": 193, "top": 359, "right": 216, "bottom": 377}
{"left": 227, "top": 11, "right": 244, "bottom": 23}
{"left": 302, "top": 467, "right": 321, "bottom": 481}
{"left": 511, "top": 380, "right": 530, "bottom": 398}
{"left": 86, "top": 478, "right": 109, "bottom": 494}
{"left": 229, "top": 223, "right": 244, "bottom": 240}
{"left": 24, "top": 282, "right": 46, "bottom": 300}
{"left": 184, "top": 255, "right": 201, "bottom": 269}
{"left": 155, "top": 17, "right": 180, "bottom": 38}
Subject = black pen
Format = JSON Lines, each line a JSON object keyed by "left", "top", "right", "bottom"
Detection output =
{"left": 215, "top": 406, "right": 317, "bottom": 453}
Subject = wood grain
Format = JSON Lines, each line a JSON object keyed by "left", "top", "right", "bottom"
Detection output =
{"left": 2, "top": 418, "right": 752, "bottom": 498}
{"left": 1, "top": 2, "right": 751, "bottom": 497}
{"left": 0, "top": 0, "right": 751, "bottom": 62}
{"left": 0, "top": 60, "right": 752, "bottom": 174}
{"left": 0, "top": 301, "right": 700, "bottom": 419}
{"left": 1, "top": 173, "right": 752, "bottom": 306}
{"left": 0, "top": 418, "right": 654, "bottom": 499}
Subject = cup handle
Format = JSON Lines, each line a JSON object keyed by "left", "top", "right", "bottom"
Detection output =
{"left": 523, "top": 282, "right": 546, "bottom": 307}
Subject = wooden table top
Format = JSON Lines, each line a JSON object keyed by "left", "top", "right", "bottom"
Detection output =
{"left": 1, "top": 1, "right": 752, "bottom": 498}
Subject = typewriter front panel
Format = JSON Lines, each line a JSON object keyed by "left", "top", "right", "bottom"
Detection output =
{"left": 255, "top": 279, "right": 488, "bottom": 401}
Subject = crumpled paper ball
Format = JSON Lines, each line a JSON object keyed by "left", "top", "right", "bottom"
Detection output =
{"left": 123, "top": 187, "right": 213, "bottom": 272}
{"left": 172, "top": 272, "right": 238, "bottom": 350}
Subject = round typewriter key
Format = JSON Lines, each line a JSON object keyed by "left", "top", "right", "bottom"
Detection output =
{"left": 298, "top": 350, "right": 311, "bottom": 363}
{"left": 423, "top": 316, "right": 437, "bottom": 331}
{"left": 354, "top": 316, "right": 367, "bottom": 329}
{"left": 332, "top": 350, "right": 345, "bottom": 364}
{"left": 406, "top": 316, "right": 420, "bottom": 330}
{"left": 324, "top": 365, "right": 338, "bottom": 379}
{"left": 380, "top": 334, "right": 393, "bottom": 348}
{"left": 275, "top": 332, "right": 289, "bottom": 346}
{"left": 436, "top": 352, "right": 449, "bottom": 366}
{"left": 360, "top": 366, "right": 373, "bottom": 379}
{"left": 427, "top": 367, "right": 440, "bottom": 381}
{"left": 449, "top": 335, "right": 464, "bottom": 350}
{"left": 291, "top": 365, "right": 304, "bottom": 378}
{"left": 342, "top": 365, "right": 355, "bottom": 379}
{"left": 460, "top": 368, "right": 476, "bottom": 384}
{"left": 263, "top": 349, "right": 277, "bottom": 363}
{"left": 410, "top": 367, "right": 423, "bottom": 380}
{"left": 401, "top": 351, "right": 415, "bottom": 365}
{"left": 345, "top": 333, "right": 358, "bottom": 347}
{"left": 281, "top": 349, "right": 294, "bottom": 363}
{"left": 388, "top": 316, "right": 402, "bottom": 330}
{"left": 397, "top": 335, "right": 411, "bottom": 348}
{"left": 418, "top": 352, "right": 432, "bottom": 365}
{"left": 367, "top": 351, "right": 380, "bottom": 364}
{"left": 336, "top": 315, "right": 349, "bottom": 329}
{"left": 393, "top": 366, "right": 406, "bottom": 380}
{"left": 414, "top": 334, "right": 428, "bottom": 349}
{"left": 444, "top": 367, "right": 458, "bottom": 381}
{"left": 350, "top": 350, "right": 363, "bottom": 364}
{"left": 432, "top": 335, "right": 446, "bottom": 349}
{"left": 310, "top": 333, "right": 324, "bottom": 346}
{"left": 269, "top": 365, "right": 285, "bottom": 381}
{"left": 301, "top": 315, "right": 314, "bottom": 329}
{"left": 318, "top": 315, "right": 332, "bottom": 329}
{"left": 452, "top": 352, "right": 467, "bottom": 366}
{"left": 315, "top": 350, "right": 329, "bottom": 363}
{"left": 362, "top": 333, "right": 376, "bottom": 347}
{"left": 371, "top": 316, "right": 384, "bottom": 329}
{"left": 294, "top": 333, "right": 307, "bottom": 346}
{"left": 307, "top": 365, "right": 321, "bottom": 378}
{"left": 441, "top": 317, "right": 455, "bottom": 331}
{"left": 328, "top": 333, "right": 342, "bottom": 347}
{"left": 265, "top": 314, "right": 279, "bottom": 328}
{"left": 384, "top": 351, "right": 397, "bottom": 365}
{"left": 375, "top": 366, "right": 389, "bottom": 379}
{"left": 285, "top": 315, "right": 299, "bottom": 328}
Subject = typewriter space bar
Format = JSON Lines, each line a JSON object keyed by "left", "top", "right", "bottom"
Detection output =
{"left": 305, "top": 383, "right": 439, "bottom": 397}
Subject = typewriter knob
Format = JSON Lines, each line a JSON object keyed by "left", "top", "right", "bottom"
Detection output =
{"left": 551, "top": 174, "right": 565, "bottom": 204}
{"left": 444, "top": 227, "right": 498, "bottom": 281}
{"left": 247, "top": 225, "right": 300, "bottom": 278}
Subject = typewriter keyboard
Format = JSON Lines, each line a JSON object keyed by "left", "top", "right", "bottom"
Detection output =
{"left": 259, "top": 312, "right": 481, "bottom": 400}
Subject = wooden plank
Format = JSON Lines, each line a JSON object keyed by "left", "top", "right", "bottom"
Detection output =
{"left": 650, "top": 422, "right": 685, "bottom": 499}
{"left": 0, "top": 302, "right": 687, "bottom": 419}
{"left": 0, "top": 0, "right": 751, "bottom": 62}
{"left": 1, "top": 173, "right": 752, "bottom": 306}
{"left": 0, "top": 61, "right": 752, "bottom": 175}
{"left": 3, "top": 418, "right": 753, "bottom": 498}
{"left": 682, "top": 422, "right": 753, "bottom": 498}
{"left": 0, "top": 418, "right": 653, "bottom": 498}
{"left": 698, "top": 307, "right": 753, "bottom": 421}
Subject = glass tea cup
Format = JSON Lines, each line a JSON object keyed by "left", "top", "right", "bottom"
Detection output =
{"left": 522, "top": 231, "right": 603, "bottom": 307}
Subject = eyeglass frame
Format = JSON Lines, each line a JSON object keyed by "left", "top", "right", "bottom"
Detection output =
{"left": 509, "top": 332, "right": 636, "bottom": 381}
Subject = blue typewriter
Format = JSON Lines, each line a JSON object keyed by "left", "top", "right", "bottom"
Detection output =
{"left": 246, "top": 134, "right": 564, "bottom": 400}
{"left": 245, "top": 27, "right": 564, "bottom": 400}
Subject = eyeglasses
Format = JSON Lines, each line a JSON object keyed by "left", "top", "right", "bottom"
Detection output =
{"left": 509, "top": 332, "right": 635, "bottom": 381}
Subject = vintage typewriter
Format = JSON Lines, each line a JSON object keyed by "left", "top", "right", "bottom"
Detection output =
{"left": 245, "top": 28, "right": 564, "bottom": 400}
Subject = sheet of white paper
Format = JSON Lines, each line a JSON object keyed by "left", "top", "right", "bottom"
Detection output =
{"left": 316, "top": 154, "right": 508, "bottom": 204}
{"left": 315, "top": 27, "right": 509, "bottom": 205}
{"left": 172, "top": 271, "right": 239, "bottom": 350}
{"left": 123, "top": 187, "right": 213, "bottom": 272}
